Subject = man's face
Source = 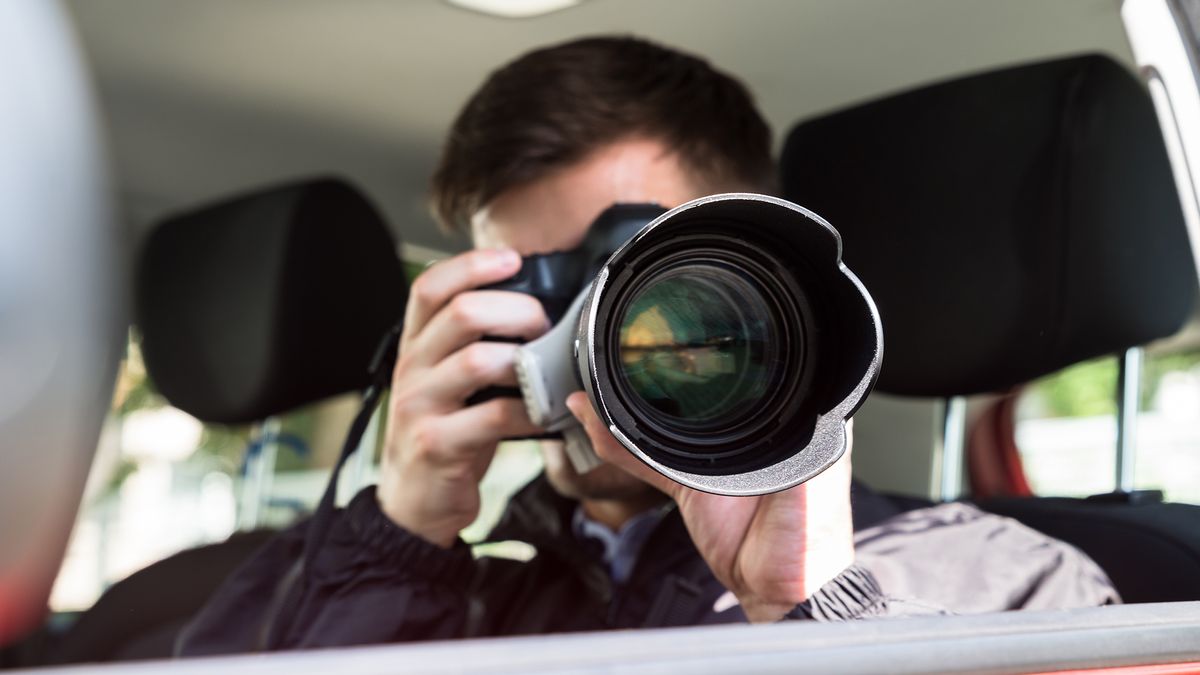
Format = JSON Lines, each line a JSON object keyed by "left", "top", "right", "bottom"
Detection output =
{"left": 470, "top": 137, "right": 706, "bottom": 502}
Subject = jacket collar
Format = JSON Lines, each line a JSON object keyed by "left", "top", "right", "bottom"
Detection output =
{"left": 485, "top": 473, "right": 577, "bottom": 547}
{"left": 483, "top": 474, "right": 696, "bottom": 581}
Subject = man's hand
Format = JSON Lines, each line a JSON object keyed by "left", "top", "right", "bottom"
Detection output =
{"left": 566, "top": 392, "right": 855, "bottom": 622}
{"left": 377, "top": 249, "right": 549, "bottom": 548}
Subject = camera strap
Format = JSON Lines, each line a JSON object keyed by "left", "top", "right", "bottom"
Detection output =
{"left": 260, "top": 320, "right": 401, "bottom": 650}
{"left": 304, "top": 321, "right": 399, "bottom": 566}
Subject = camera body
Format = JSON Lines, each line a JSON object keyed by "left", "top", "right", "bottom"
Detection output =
{"left": 483, "top": 204, "right": 666, "bottom": 472}
{"left": 491, "top": 194, "right": 882, "bottom": 496}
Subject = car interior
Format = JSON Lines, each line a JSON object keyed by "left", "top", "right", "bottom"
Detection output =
{"left": 2, "top": 0, "right": 1200, "bottom": 672}
{"left": 782, "top": 53, "right": 1200, "bottom": 605}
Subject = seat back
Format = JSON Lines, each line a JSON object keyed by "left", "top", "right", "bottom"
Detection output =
{"left": 35, "top": 178, "right": 409, "bottom": 664}
{"left": 49, "top": 531, "right": 278, "bottom": 664}
{"left": 783, "top": 54, "right": 1195, "bottom": 397}
{"left": 781, "top": 54, "right": 1200, "bottom": 602}
{"left": 136, "top": 177, "right": 407, "bottom": 424}
{"left": 982, "top": 497, "right": 1200, "bottom": 603}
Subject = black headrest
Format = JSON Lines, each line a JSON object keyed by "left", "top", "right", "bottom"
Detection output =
{"left": 782, "top": 54, "right": 1196, "bottom": 397}
{"left": 136, "top": 178, "right": 406, "bottom": 424}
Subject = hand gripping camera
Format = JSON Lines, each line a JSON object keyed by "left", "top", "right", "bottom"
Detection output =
{"left": 488, "top": 194, "right": 882, "bottom": 496}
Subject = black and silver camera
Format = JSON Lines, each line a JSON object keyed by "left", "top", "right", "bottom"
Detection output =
{"left": 491, "top": 193, "right": 881, "bottom": 496}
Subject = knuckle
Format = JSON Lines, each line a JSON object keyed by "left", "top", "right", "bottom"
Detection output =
{"left": 489, "top": 399, "right": 521, "bottom": 430}
{"left": 389, "top": 388, "right": 420, "bottom": 420}
{"left": 499, "top": 400, "right": 520, "bottom": 427}
{"left": 440, "top": 459, "right": 478, "bottom": 485}
{"left": 407, "top": 420, "right": 441, "bottom": 457}
{"left": 409, "top": 274, "right": 437, "bottom": 307}
{"left": 379, "top": 430, "right": 401, "bottom": 466}
{"left": 447, "top": 293, "right": 477, "bottom": 324}
{"left": 461, "top": 343, "right": 497, "bottom": 380}
{"left": 393, "top": 351, "right": 417, "bottom": 377}
{"left": 478, "top": 400, "right": 508, "bottom": 430}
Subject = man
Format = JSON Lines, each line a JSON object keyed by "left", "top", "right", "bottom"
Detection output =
{"left": 179, "top": 36, "right": 1116, "bottom": 655}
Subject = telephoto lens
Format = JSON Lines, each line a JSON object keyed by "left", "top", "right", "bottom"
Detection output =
{"left": 515, "top": 193, "right": 881, "bottom": 496}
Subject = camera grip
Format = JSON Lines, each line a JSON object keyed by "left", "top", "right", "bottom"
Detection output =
{"left": 479, "top": 252, "right": 582, "bottom": 324}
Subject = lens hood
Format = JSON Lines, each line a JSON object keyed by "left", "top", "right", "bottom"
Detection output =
{"left": 575, "top": 193, "right": 882, "bottom": 496}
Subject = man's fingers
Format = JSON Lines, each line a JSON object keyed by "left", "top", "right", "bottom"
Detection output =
{"left": 565, "top": 391, "right": 679, "bottom": 498}
{"left": 404, "top": 341, "right": 520, "bottom": 411}
{"left": 402, "top": 249, "right": 522, "bottom": 342}
{"left": 436, "top": 397, "right": 544, "bottom": 457}
{"left": 406, "top": 290, "right": 549, "bottom": 367}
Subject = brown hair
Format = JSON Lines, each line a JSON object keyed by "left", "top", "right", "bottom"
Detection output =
{"left": 430, "top": 36, "right": 774, "bottom": 232}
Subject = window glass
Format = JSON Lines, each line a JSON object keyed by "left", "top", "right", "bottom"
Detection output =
{"left": 49, "top": 334, "right": 353, "bottom": 612}
{"left": 1133, "top": 348, "right": 1200, "bottom": 503}
{"left": 1016, "top": 348, "right": 1200, "bottom": 503}
{"left": 1176, "top": 0, "right": 1200, "bottom": 58}
{"left": 1016, "top": 356, "right": 1119, "bottom": 497}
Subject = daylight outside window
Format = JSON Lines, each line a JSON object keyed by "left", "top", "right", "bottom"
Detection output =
{"left": 1017, "top": 346, "right": 1200, "bottom": 503}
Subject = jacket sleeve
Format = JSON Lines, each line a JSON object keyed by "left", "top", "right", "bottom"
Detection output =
{"left": 784, "top": 500, "right": 1121, "bottom": 622}
{"left": 853, "top": 502, "right": 1120, "bottom": 615}
{"left": 782, "top": 564, "right": 949, "bottom": 622}
{"left": 177, "top": 486, "right": 476, "bottom": 656}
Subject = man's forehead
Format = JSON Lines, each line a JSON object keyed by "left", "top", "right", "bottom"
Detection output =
{"left": 470, "top": 138, "right": 700, "bottom": 253}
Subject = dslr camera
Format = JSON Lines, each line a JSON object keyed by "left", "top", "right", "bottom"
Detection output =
{"left": 486, "top": 193, "right": 881, "bottom": 496}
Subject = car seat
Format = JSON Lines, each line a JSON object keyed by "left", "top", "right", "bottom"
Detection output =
{"left": 781, "top": 54, "right": 1200, "bottom": 603}
{"left": 44, "top": 178, "right": 408, "bottom": 664}
{"left": 47, "top": 530, "right": 277, "bottom": 663}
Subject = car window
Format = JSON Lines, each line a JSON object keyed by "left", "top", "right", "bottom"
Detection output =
{"left": 49, "top": 333, "right": 355, "bottom": 612}
{"left": 7, "top": 1, "right": 1200, "bottom": 672}
{"left": 1016, "top": 345, "right": 1200, "bottom": 503}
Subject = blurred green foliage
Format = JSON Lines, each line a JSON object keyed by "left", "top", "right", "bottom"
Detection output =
{"left": 1142, "top": 350, "right": 1200, "bottom": 409}
{"left": 1031, "top": 357, "right": 1118, "bottom": 418}
{"left": 1030, "top": 349, "right": 1200, "bottom": 418}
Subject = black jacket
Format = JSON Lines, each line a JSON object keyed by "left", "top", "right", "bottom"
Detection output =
{"left": 178, "top": 477, "right": 1117, "bottom": 655}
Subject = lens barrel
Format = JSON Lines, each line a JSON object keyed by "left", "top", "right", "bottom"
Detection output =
{"left": 576, "top": 194, "right": 881, "bottom": 496}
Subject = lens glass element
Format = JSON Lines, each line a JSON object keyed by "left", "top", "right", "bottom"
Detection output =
{"left": 617, "top": 265, "right": 778, "bottom": 432}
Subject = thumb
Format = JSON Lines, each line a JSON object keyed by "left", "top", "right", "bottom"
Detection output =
{"left": 565, "top": 391, "right": 678, "bottom": 497}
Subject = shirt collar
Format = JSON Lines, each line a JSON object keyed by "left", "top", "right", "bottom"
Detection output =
{"left": 572, "top": 504, "right": 671, "bottom": 584}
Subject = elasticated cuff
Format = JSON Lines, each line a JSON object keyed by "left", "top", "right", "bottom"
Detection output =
{"left": 783, "top": 563, "right": 887, "bottom": 622}
{"left": 345, "top": 486, "right": 475, "bottom": 587}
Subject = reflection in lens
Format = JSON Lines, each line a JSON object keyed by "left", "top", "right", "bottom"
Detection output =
{"left": 617, "top": 265, "right": 778, "bottom": 430}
